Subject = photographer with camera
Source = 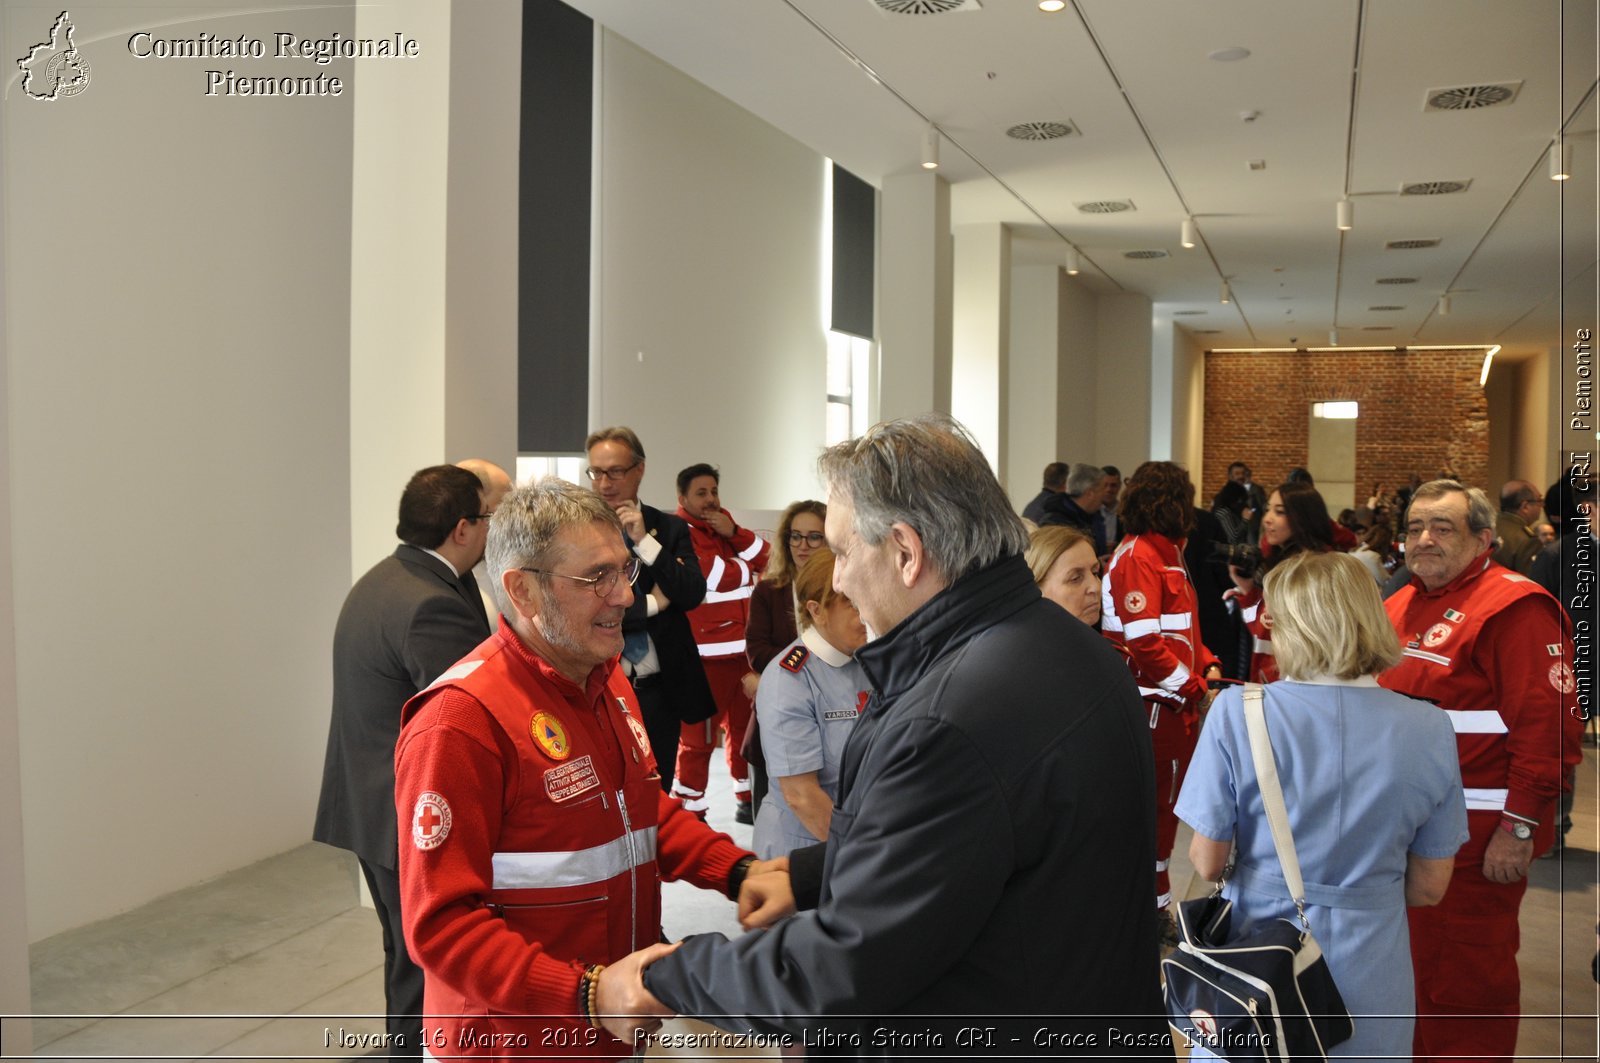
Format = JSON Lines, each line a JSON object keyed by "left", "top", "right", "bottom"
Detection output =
{"left": 1226, "top": 481, "right": 1337, "bottom": 682}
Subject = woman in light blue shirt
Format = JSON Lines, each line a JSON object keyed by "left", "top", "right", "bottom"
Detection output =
{"left": 1176, "top": 551, "right": 1469, "bottom": 1061}
{"left": 751, "top": 548, "right": 869, "bottom": 859}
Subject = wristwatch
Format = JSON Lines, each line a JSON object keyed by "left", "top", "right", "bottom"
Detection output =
{"left": 1499, "top": 817, "right": 1533, "bottom": 841}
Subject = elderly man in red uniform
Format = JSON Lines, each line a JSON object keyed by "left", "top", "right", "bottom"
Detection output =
{"left": 1379, "top": 479, "right": 1581, "bottom": 1062}
{"left": 395, "top": 478, "right": 769, "bottom": 1058}
{"left": 672, "top": 463, "right": 771, "bottom": 823}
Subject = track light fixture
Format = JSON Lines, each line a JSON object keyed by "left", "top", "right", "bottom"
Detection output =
{"left": 1550, "top": 138, "right": 1571, "bottom": 181}
{"left": 1220, "top": 280, "right": 1232, "bottom": 304}
{"left": 1336, "top": 198, "right": 1353, "bottom": 231}
{"left": 1065, "top": 248, "right": 1081, "bottom": 275}
{"left": 1437, "top": 294, "right": 1451, "bottom": 316}
{"left": 1181, "top": 217, "right": 1198, "bottom": 249}
{"left": 1328, "top": 328, "right": 1339, "bottom": 346}
{"left": 921, "top": 125, "right": 939, "bottom": 170}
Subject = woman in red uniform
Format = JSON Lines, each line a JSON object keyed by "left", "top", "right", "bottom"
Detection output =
{"left": 1227, "top": 480, "right": 1336, "bottom": 682}
{"left": 1101, "top": 461, "right": 1221, "bottom": 941}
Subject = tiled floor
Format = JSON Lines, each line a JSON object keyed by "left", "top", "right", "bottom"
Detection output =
{"left": 23, "top": 746, "right": 1600, "bottom": 1061}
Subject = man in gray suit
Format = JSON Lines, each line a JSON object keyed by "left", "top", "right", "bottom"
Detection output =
{"left": 313, "top": 462, "right": 509, "bottom": 1059}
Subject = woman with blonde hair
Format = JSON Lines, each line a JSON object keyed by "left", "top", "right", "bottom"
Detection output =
{"left": 751, "top": 548, "right": 868, "bottom": 860}
{"left": 1025, "top": 524, "right": 1102, "bottom": 627}
{"left": 1176, "top": 551, "right": 1468, "bottom": 1060}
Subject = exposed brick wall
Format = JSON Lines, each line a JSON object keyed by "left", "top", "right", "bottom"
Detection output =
{"left": 1201, "top": 348, "right": 1489, "bottom": 504}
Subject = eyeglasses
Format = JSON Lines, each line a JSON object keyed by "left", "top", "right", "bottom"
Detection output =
{"left": 788, "top": 531, "right": 827, "bottom": 548}
{"left": 586, "top": 461, "right": 641, "bottom": 483}
{"left": 470, "top": 513, "right": 494, "bottom": 522}
{"left": 521, "top": 557, "right": 641, "bottom": 597}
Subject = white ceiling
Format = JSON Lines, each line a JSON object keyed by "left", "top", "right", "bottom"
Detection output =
{"left": 560, "top": 0, "right": 1597, "bottom": 359}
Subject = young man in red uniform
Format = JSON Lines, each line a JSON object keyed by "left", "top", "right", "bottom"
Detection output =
{"left": 394, "top": 479, "right": 773, "bottom": 1058}
{"left": 1379, "top": 480, "right": 1582, "bottom": 1062}
{"left": 672, "top": 463, "right": 771, "bottom": 823}
{"left": 1100, "top": 461, "right": 1221, "bottom": 943}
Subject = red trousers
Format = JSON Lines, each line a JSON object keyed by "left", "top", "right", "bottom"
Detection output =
{"left": 1408, "top": 862, "right": 1526, "bottom": 1063}
{"left": 1150, "top": 702, "right": 1198, "bottom": 909}
{"left": 672, "top": 656, "right": 752, "bottom": 811}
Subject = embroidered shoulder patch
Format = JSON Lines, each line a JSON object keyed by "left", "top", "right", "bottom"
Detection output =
{"left": 781, "top": 645, "right": 809, "bottom": 673}
{"left": 412, "top": 792, "right": 452, "bottom": 851}
{"left": 1123, "top": 590, "right": 1147, "bottom": 614}
{"left": 1548, "top": 643, "right": 1565, "bottom": 657}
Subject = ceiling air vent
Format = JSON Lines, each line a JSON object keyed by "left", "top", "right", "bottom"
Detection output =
{"left": 1193, "top": 330, "right": 1222, "bottom": 335}
{"left": 1369, "top": 305, "right": 1406, "bottom": 311}
{"left": 1386, "top": 238, "right": 1441, "bottom": 250}
{"left": 1362, "top": 326, "right": 1394, "bottom": 332}
{"left": 1123, "top": 249, "right": 1168, "bottom": 259}
{"left": 1006, "top": 120, "right": 1078, "bottom": 141}
{"left": 872, "top": 0, "right": 979, "bottom": 14}
{"left": 1076, "top": 200, "right": 1135, "bottom": 214}
{"left": 1376, "top": 277, "right": 1418, "bottom": 285}
{"left": 1425, "top": 82, "right": 1521, "bottom": 111}
{"left": 1172, "top": 310, "right": 1207, "bottom": 316}
{"left": 1401, "top": 180, "right": 1471, "bottom": 196}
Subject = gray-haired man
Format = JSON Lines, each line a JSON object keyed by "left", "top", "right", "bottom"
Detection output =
{"left": 603, "top": 414, "right": 1166, "bottom": 1050}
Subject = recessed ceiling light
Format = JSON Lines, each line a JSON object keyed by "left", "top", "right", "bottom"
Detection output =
{"left": 1038, "top": 0, "right": 1066, "bottom": 11}
{"left": 1208, "top": 47, "right": 1251, "bottom": 62}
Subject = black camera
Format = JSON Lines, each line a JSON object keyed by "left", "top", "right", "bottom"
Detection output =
{"left": 1211, "top": 541, "right": 1263, "bottom": 579}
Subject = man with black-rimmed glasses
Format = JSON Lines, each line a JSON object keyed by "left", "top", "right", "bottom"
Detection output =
{"left": 395, "top": 477, "right": 773, "bottom": 1056}
{"left": 584, "top": 426, "right": 717, "bottom": 794}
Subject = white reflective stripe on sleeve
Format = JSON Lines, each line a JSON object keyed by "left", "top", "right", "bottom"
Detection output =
{"left": 1242, "top": 602, "right": 1260, "bottom": 623}
{"left": 1101, "top": 611, "right": 1124, "bottom": 634}
{"left": 733, "top": 557, "right": 751, "bottom": 585}
{"left": 1160, "top": 612, "right": 1192, "bottom": 630}
{"left": 697, "top": 639, "right": 746, "bottom": 657}
{"left": 1124, "top": 618, "right": 1161, "bottom": 640}
{"left": 427, "top": 658, "right": 486, "bottom": 689}
{"left": 1252, "top": 637, "right": 1274, "bottom": 656}
{"left": 706, "top": 556, "right": 726, "bottom": 589}
{"left": 1159, "top": 661, "right": 1191, "bottom": 693}
{"left": 702, "top": 585, "right": 754, "bottom": 604}
{"left": 1462, "top": 787, "right": 1509, "bottom": 811}
{"left": 1403, "top": 647, "right": 1453, "bottom": 667}
{"left": 737, "top": 537, "right": 764, "bottom": 562}
{"left": 491, "top": 827, "right": 657, "bottom": 890}
{"left": 1445, "top": 710, "right": 1509, "bottom": 734}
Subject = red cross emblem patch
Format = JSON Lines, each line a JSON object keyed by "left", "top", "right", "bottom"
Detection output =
{"left": 412, "top": 792, "right": 452, "bottom": 851}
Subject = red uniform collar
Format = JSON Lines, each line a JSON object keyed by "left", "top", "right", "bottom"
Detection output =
{"left": 492, "top": 616, "right": 621, "bottom": 701}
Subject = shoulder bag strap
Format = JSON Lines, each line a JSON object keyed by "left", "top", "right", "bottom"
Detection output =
{"left": 1242, "top": 683, "right": 1311, "bottom": 926}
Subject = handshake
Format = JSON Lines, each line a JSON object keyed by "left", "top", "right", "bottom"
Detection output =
{"left": 591, "top": 855, "right": 794, "bottom": 1043}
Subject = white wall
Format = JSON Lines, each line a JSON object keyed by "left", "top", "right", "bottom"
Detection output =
{"left": 1057, "top": 275, "right": 1100, "bottom": 465}
{"left": 3, "top": 1, "right": 356, "bottom": 939}
{"left": 951, "top": 224, "right": 1012, "bottom": 477}
{"left": 593, "top": 32, "right": 830, "bottom": 509}
{"left": 1006, "top": 265, "right": 1064, "bottom": 508}
{"left": 1095, "top": 292, "right": 1155, "bottom": 475}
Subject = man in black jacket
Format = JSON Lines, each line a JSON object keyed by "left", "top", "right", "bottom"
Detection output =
{"left": 600, "top": 414, "right": 1165, "bottom": 1054}
{"left": 586, "top": 427, "right": 717, "bottom": 793}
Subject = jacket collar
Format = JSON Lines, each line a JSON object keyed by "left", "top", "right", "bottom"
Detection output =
{"left": 854, "top": 555, "right": 1039, "bottom": 705}
{"left": 495, "top": 617, "right": 621, "bottom": 701}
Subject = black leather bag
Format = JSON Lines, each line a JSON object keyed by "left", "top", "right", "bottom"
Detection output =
{"left": 1161, "top": 685, "right": 1354, "bottom": 1061}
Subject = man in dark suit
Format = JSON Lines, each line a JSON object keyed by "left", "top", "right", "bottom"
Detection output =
{"left": 313, "top": 462, "right": 508, "bottom": 1059}
{"left": 586, "top": 427, "right": 716, "bottom": 794}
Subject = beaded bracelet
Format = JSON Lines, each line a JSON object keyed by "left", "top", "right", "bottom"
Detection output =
{"left": 579, "top": 964, "right": 606, "bottom": 1031}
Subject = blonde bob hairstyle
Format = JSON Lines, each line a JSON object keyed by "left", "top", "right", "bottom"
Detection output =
{"left": 791, "top": 547, "right": 841, "bottom": 632}
{"left": 1261, "top": 551, "right": 1402, "bottom": 681}
{"left": 1024, "top": 525, "right": 1095, "bottom": 587}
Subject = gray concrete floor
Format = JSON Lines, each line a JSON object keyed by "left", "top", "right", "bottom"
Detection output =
{"left": 22, "top": 742, "right": 1600, "bottom": 1060}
